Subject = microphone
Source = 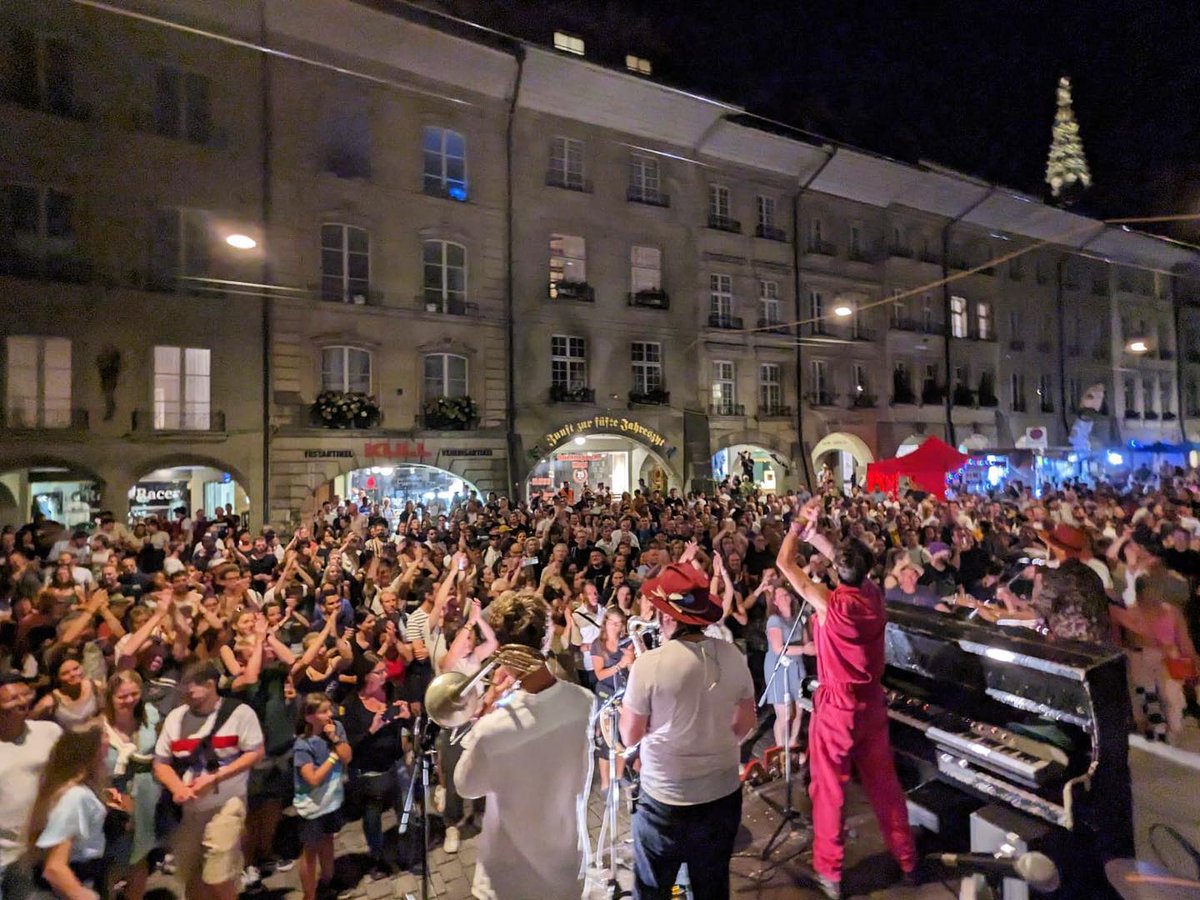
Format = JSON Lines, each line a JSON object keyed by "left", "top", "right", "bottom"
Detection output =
{"left": 931, "top": 851, "right": 1060, "bottom": 893}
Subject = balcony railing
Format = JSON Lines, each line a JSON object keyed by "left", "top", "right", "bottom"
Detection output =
{"left": 708, "top": 314, "right": 744, "bottom": 330}
{"left": 850, "top": 328, "right": 876, "bottom": 342}
{"left": 758, "top": 404, "right": 792, "bottom": 418}
{"left": 549, "top": 281, "right": 595, "bottom": 302}
{"left": 953, "top": 387, "right": 976, "bottom": 407}
{"left": 807, "top": 240, "right": 836, "bottom": 256}
{"left": 922, "top": 384, "right": 946, "bottom": 405}
{"left": 627, "top": 186, "right": 670, "bottom": 207}
{"left": 0, "top": 407, "right": 89, "bottom": 430}
{"left": 1164, "top": 412, "right": 1178, "bottom": 421}
{"left": 755, "top": 224, "right": 787, "bottom": 242}
{"left": 888, "top": 244, "right": 913, "bottom": 259}
{"left": 545, "top": 172, "right": 592, "bottom": 192}
{"left": 891, "top": 391, "right": 918, "bottom": 406}
{"left": 707, "top": 215, "right": 742, "bottom": 234}
{"left": 1012, "top": 402, "right": 1029, "bottom": 414}
{"left": 708, "top": 402, "right": 745, "bottom": 417}
{"left": 851, "top": 393, "right": 877, "bottom": 409}
{"left": 629, "top": 389, "right": 670, "bottom": 406}
{"left": 979, "top": 394, "right": 999, "bottom": 408}
{"left": 970, "top": 330, "right": 997, "bottom": 343}
{"left": 550, "top": 385, "right": 595, "bottom": 404}
{"left": 420, "top": 412, "right": 478, "bottom": 431}
{"left": 806, "top": 391, "right": 838, "bottom": 407}
{"left": 628, "top": 289, "right": 670, "bottom": 310}
{"left": 319, "top": 283, "right": 380, "bottom": 305}
{"left": 847, "top": 247, "right": 873, "bottom": 263}
{"left": 420, "top": 294, "right": 479, "bottom": 316}
{"left": 1145, "top": 411, "right": 1160, "bottom": 420}
{"left": 1040, "top": 403, "right": 1055, "bottom": 414}
{"left": 131, "top": 409, "right": 226, "bottom": 434}
{"left": 1124, "top": 409, "right": 1141, "bottom": 420}
{"left": 756, "top": 318, "right": 792, "bottom": 335}
{"left": 918, "top": 250, "right": 940, "bottom": 264}
{"left": 892, "top": 317, "right": 945, "bottom": 335}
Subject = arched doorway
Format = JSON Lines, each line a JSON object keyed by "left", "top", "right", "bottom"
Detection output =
{"left": 711, "top": 444, "right": 789, "bottom": 492}
{"left": 958, "top": 433, "right": 990, "bottom": 454}
{"left": 129, "top": 465, "right": 250, "bottom": 527}
{"left": 811, "top": 432, "right": 874, "bottom": 491}
{"left": 525, "top": 434, "right": 675, "bottom": 502}
{"left": 320, "top": 464, "right": 480, "bottom": 521}
{"left": 0, "top": 460, "right": 102, "bottom": 529}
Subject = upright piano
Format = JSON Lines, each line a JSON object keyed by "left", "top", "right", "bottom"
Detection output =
{"left": 880, "top": 604, "right": 1134, "bottom": 898}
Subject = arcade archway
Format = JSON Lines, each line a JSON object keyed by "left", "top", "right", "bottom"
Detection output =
{"left": 711, "top": 444, "right": 789, "bottom": 492}
{"left": 811, "top": 432, "right": 874, "bottom": 491}
{"left": 128, "top": 465, "right": 250, "bottom": 527}
{"left": 526, "top": 434, "right": 675, "bottom": 502}
{"left": 320, "top": 464, "right": 479, "bottom": 521}
{"left": 0, "top": 460, "right": 102, "bottom": 529}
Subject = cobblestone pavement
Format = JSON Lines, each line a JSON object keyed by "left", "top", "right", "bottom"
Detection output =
{"left": 141, "top": 720, "right": 1200, "bottom": 898}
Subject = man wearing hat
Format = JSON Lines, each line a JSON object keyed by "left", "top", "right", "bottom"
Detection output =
{"left": 1002, "top": 523, "right": 1111, "bottom": 644}
{"left": 777, "top": 499, "right": 918, "bottom": 899}
{"left": 619, "top": 562, "right": 756, "bottom": 900}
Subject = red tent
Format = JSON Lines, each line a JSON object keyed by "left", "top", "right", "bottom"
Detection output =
{"left": 865, "top": 436, "right": 970, "bottom": 499}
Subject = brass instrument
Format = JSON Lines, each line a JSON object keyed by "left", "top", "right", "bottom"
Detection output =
{"left": 424, "top": 643, "right": 546, "bottom": 728}
{"left": 627, "top": 617, "right": 660, "bottom": 657}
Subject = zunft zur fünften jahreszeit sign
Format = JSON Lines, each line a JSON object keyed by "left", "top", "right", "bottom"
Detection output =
{"left": 542, "top": 416, "right": 667, "bottom": 450}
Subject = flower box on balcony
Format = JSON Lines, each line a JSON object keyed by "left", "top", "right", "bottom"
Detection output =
{"left": 422, "top": 396, "right": 478, "bottom": 430}
{"left": 310, "top": 391, "right": 381, "bottom": 429}
{"left": 629, "top": 389, "right": 670, "bottom": 406}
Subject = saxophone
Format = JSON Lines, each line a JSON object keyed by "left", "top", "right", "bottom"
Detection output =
{"left": 626, "top": 617, "right": 661, "bottom": 656}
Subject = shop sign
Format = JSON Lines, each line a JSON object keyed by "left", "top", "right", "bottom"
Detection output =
{"left": 364, "top": 440, "right": 432, "bottom": 461}
{"left": 304, "top": 450, "right": 354, "bottom": 459}
{"left": 441, "top": 448, "right": 494, "bottom": 458}
{"left": 542, "top": 415, "right": 667, "bottom": 450}
{"left": 132, "top": 481, "right": 189, "bottom": 505}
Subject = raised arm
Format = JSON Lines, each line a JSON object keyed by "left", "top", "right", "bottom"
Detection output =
{"left": 776, "top": 507, "right": 830, "bottom": 622}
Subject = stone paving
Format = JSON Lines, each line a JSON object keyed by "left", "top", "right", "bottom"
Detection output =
{"left": 141, "top": 719, "right": 1200, "bottom": 899}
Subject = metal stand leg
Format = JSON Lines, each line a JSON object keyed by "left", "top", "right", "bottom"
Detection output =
{"left": 759, "top": 685, "right": 807, "bottom": 860}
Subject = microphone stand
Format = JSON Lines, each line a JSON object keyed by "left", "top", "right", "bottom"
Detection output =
{"left": 399, "top": 714, "right": 435, "bottom": 900}
{"left": 590, "top": 691, "right": 631, "bottom": 900}
{"left": 756, "top": 609, "right": 810, "bottom": 859}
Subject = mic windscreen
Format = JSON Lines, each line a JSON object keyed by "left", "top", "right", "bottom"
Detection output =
{"left": 1015, "top": 852, "right": 1060, "bottom": 893}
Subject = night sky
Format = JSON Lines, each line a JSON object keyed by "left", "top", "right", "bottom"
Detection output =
{"left": 421, "top": 0, "right": 1200, "bottom": 240}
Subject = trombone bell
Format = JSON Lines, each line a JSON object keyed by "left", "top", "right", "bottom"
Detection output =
{"left": 424, "top": 671, "right": 482, "bottom": 727}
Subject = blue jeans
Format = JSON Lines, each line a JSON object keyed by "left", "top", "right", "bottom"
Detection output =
{"left": 631, "top": 789, "right": 742, "bottom": 900}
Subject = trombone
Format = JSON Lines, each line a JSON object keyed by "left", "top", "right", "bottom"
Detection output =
{"left": 424, "top": 643, "right": 547, "bottom": 730}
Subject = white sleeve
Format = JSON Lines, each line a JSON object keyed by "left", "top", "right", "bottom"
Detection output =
{"left": 623, "top": 656, "right": 651, "bottom": 717}
{"left": 232, "top": 703, "right": 265, "bottom": 752}
{"left": 454, "top": 725, "right": 491, "bottom": 799}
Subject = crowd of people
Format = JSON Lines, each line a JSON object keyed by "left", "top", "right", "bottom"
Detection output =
{"left": 1, "top": 465, "right": 1199, "bottom": 900}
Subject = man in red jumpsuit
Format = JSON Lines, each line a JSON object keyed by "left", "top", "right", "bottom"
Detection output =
{"left": 776, "top": 497, "right": 918, "bottom": 900}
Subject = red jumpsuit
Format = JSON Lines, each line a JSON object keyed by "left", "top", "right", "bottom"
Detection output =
{"left": 808, "top": 578, "right": 917, "bottom": 882}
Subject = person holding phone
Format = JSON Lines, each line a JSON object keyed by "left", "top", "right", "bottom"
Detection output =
{"left": 292, "top": 695, "right": 352, "bottom": 900}
{"left": 342, "top": 655, "right": 412, "bottom": 878}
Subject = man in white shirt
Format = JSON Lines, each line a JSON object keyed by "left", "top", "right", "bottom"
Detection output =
{"left": 621, "top": 564, "right": 757, "bottom": 900}
{"left": 0, "top": 675, "right": 63, "bottom": 878}
{"left": 154, "top": 661, "right": 264, "bottom": 900}
{"left": 456, "top": 591, "right": 593, "bottom": 900}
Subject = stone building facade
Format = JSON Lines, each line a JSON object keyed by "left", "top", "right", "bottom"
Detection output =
{"left": 3, "top": 0, "right": 1198, "bottom": 530}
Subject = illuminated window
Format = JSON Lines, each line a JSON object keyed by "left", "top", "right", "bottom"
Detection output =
{"left": 553, "top": 32, "right": 584, "bottom": 55}
{"left": 625, "top": 54, "right": 652, "bottom": 75}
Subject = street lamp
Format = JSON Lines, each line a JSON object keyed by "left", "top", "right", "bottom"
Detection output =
{"left": 833, "top": 304, "right": 853, "bottom": 317}
{"left": 226, "top": 234, "right": 257, "bottom": 250}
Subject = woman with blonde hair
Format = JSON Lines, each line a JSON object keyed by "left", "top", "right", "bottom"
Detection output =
{"left": 101, "top": 672, "right": 161, "bottom": 900}
{"left": 18, "top": 722, "right": 124, "bottom": 900}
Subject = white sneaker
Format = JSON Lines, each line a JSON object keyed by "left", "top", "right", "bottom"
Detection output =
{"left": 444, "top": 825, "right": 460, "bottom": 854}
{"left": 241, "top": 865, "right": 262, "bottom": 890}
{"left": 433, "top": 785, "right": 446, "bottom": 815}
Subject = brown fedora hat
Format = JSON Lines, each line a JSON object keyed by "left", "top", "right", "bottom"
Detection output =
{"left": 1043, "top": 523, "right": 1089, "bottom": 557}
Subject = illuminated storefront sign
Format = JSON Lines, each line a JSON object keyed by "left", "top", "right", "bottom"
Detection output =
{"left": 541, "top": 416, "right": 667, "bottom": 450}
